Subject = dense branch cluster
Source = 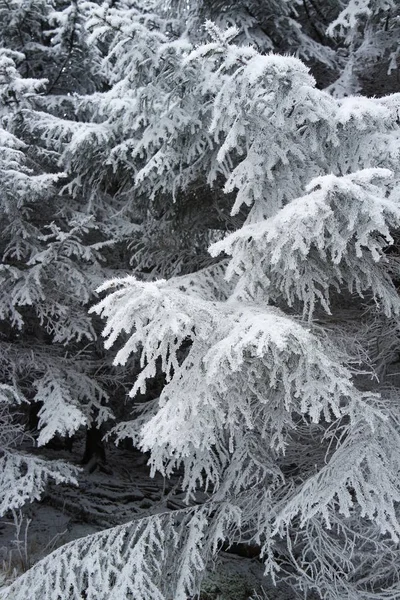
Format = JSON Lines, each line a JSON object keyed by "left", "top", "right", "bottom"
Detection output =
{"left": 1, "top": 1, "right": 400, "bottom": 599}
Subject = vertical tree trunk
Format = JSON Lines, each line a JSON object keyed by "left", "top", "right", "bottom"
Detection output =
{"left": 81, "top": 425, "right": 106, "bottom": 473}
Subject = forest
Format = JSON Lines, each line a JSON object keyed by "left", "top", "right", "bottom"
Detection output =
{"left": 1, "top": 1, "right": 400, "bottom": 599}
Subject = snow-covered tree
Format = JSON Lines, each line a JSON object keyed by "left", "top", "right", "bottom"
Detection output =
{"left": 326, "top": 0, "right": 400, "bottom": 96}
{"left": 0, "top": 0, "right": 102, "bottom": 93}
{"left": 1, "top": 1, "right": 400, "bottom": 598}
{"left": 174, "top": 0, "right": 400, "bottom": 97}
{"left": 0, "top": 6, "right": 112, "bottom": 511}
{"left": 0, "top": 48, "right": 83, "bottom": 513}
{"left": 2, "top": 8, "right": 400, "bottom": 598}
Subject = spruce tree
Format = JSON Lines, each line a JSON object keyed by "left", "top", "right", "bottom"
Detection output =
{"left": 0, "top": 1, "right": 112, "bottom": 513}
{"left": 1, "top": 1, "right": 400, "bottom": 599}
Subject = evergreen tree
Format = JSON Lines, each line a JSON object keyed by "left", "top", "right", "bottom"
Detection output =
{"left": 326, "top": 0, "right": 400, "bottom": 96}
{"left": 1, "top": 1, "right": 400, "bottom": 599}
{"left": 0, "top": 0, "right": 101, "bottom": 93}
{"left": 0, "top": 1, "right": 113, "bottom": 507}
{"left": 0, "top": 49, "right": 79, "bottom": 519}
